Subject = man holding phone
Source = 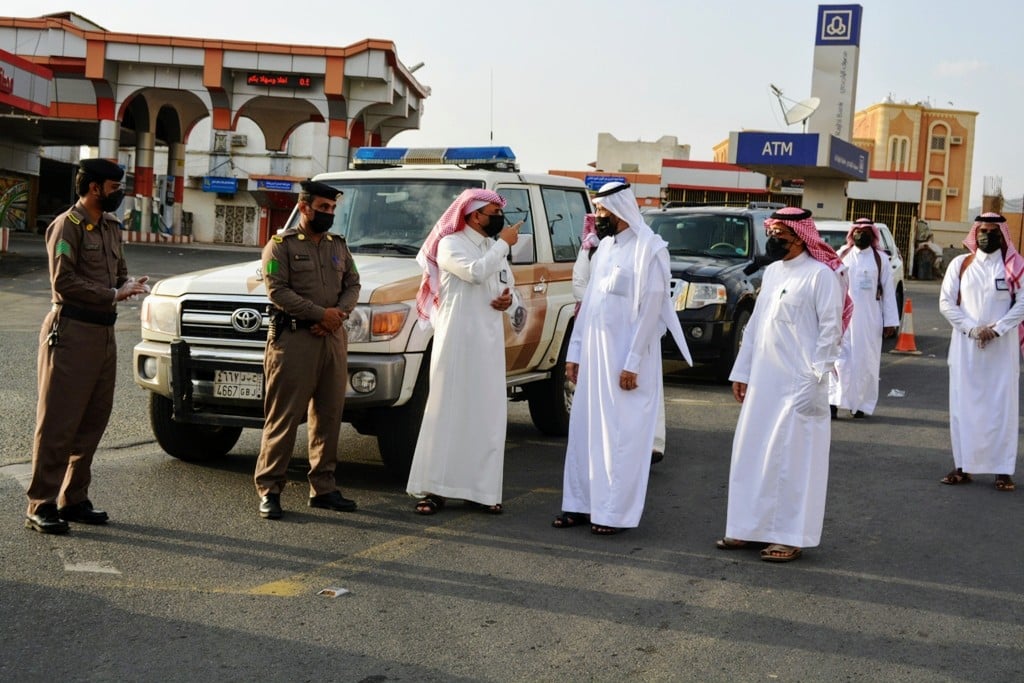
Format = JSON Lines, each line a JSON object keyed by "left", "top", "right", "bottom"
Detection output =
{"left": 406, "top": 188, "right": 522, "bottom": 515}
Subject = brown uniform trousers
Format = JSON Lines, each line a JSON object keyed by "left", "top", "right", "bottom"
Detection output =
{"left": 27, "top": 204, "right": 128, "bottom": 515}
{"left": 254, "top": 227, "right": 360, "bottom": 497}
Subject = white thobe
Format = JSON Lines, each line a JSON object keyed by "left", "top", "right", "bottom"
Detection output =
{"left": 573, "top": 244, "right": 668, "bottom": 452}
{"left": 562, "top": 229, "right": 668, "bottom": 528}
{"left": 726, "top": 252, "right": 844, "bottom": 548}
{"left": 406, "top": 229, "right": 514, "bottom": 505}
{"left": 829, "top": 247, "right": 900, "bottom": 414}
{"left": 939, "top": 251, "right": 1024, "bottom": 475}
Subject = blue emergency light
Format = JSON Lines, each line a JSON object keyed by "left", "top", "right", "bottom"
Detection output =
{"left": 351, "top": 146, "right": 518, "bottom": 171}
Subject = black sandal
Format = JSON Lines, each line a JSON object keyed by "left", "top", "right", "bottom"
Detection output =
{"left": 414, "top": 494, "right": 445, "bottom": 515}
{"left": 465, "top": 501, "right": 503, "bottom": 514}
{"left": 940, "top": 468, "right": 973, "bottom": 485}
{"left": 551, "top": 512, "right": 588, "bottom": 529}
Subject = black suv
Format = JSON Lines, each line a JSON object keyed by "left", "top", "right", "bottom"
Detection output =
{"left": 643, "top": 203, "right": 779, "bottom": 379}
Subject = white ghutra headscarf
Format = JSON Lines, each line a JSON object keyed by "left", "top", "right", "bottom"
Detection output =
{"left": 592, "top": 181, "right": 692, "bottom": 365}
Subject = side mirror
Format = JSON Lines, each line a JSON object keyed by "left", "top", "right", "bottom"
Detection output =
{"left": 743, "top": 254, "right": 772, "bottom": 275}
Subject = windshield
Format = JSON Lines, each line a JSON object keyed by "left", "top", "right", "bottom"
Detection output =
{"left": 817, "top": 230, "right": 848, "bottom": 251}
{"left": 286, "top": 179, "right": 483, "bottom": 256}
{"left": 645, "top": 213, "right": 751, "bottom": 258}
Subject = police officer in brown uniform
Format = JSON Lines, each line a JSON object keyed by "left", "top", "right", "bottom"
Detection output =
{"left": 25, "top": 158, "right": 150, "bottom": 534}
{"left": 255, "top": 179, "right": 361, "bottom": 519}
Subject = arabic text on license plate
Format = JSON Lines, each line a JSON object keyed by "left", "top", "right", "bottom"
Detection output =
{"left": 213, "top": 370, "right": 263, "bottom": 399}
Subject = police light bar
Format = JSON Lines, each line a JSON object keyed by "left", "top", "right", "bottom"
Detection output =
{"left": 351, "top": 146, "right": 518, "bottom": 171}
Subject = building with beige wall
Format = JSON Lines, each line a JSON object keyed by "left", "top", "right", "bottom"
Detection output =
{"left": 594, "top": 133, "right": 689, "bottom": 174}
{"left": 853, "top": 100, "right": 977, "bottom": 230}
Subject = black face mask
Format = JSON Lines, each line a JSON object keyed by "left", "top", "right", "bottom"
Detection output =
{"left": 100, "top": 189, "right": 124, "bottom": 213}
{"left": 765, "top": 236, "right": 793, "bottom": 261}
{"left": 976, "top": 230, "right": 1002, "bottom": 254}
{"left": 309, "top": 210, "right": 334, "bottom": 234}
{"left": 852, "top": 232, "right": 873, "bottom": 249}
{"left": 481, "top": 212, "right": 505, "bottom": 238}
{"left": 594, "top": 215, "right": 618, "bottom": 240}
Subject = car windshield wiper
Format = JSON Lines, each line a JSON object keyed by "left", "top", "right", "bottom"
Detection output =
{"left": 349, "top": 241, "right": 421, "bottom": 255}
{"left": 668, "top": 248, "right": 703, "bottom": 256}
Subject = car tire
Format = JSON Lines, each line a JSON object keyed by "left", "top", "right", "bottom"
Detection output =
{"left": 716, "top": 308, "right": 751, "bottom": 382}
{"left": 149, "top": 393, "right": 242, "bottom": 462}
{"left": 527, "top": 322, "right": 573, "bottom": 437}
{"left": 376, "top": 350, "right": 430, "bottom": 479}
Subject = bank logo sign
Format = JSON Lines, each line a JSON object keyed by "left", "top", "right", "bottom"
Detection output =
{"left": 815, "top": 5, "right": 862, "bottom": 46}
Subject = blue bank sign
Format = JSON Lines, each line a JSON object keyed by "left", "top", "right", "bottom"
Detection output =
{"left": 584, "top": 174, "right": 627, "bottom": 191}
{"left": 735, "top": 133, "right": 819, "bottom": 167}
{"left": 815, "top": 5, "right": 862, "bottom": 46}
{"left": 257, "top": 179, "right": 294, "bottom": 192}
{"left": 731, "top": 131, "right": 868, "bottom": 182}
{"left": 202, "top": 176, "right": 239, "bottom": 193}
{"left": 828, "top": 136, "right": 868, "bottom": 179}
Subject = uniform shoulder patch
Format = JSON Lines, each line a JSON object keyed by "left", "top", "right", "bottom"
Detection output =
{"left": 272, "top": 235, "right": 284, "bottom": 243}
{"left": 67, "top": 213, "right": 81, "bottom": 225}
{"left": 265, "top": 259, "right": 280, "bottom": 275}
{"left": 55, "top": 239, "right": 73, "bottom": 257}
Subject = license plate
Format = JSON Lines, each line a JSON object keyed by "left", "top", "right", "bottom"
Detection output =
{"left": 213, "top": 370, "right": 263, "bottom": 400}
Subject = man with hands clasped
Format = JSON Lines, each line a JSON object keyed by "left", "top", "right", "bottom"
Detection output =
{"left": 255, "top": 180, "right": 361, "bottom": 520}
{"left": 938, "top": 213, "right": 1024, "bottom": 492}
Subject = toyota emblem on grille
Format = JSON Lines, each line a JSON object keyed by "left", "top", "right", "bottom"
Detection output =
{"left": 231, "top": 308, "right": 263, "bottom": 334}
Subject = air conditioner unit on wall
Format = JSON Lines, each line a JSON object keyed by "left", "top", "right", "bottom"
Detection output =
{"left": 946, "top": 187, "right": 959, "bottom": 197}
{"left": 213, "top": 132, "right": 229, "bottom": 153}
{"left": 950, "top": 136, "right": 963, "bottom": 145}
{"left": 231, "top": 134, "right": 248, "bottom": 147}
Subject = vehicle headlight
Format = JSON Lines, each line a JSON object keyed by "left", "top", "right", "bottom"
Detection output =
{"left": 140, "top": 295, "right": 180, "bottom": 336}
{"left": 344, "top": 303, "right": 409, "bottom": 342}
{"left": 681, "top": 283, "right": 727, "bottom": 310}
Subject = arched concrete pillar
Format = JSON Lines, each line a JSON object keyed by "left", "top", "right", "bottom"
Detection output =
{"left": 327, "top": 135, "right": 350, "bottom": 172}
{"left": 135, "top": 131, "right": 155, "bottom": 234}
{"left": 98, "top": 119, "right": 121, "bottom": 161}
{"left": 167, "top": 142, "right": 186, "bottom": 237}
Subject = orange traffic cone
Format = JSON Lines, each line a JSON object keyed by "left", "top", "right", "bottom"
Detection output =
{"left": 890, "top": 297, "right": 922, "bottom": 355}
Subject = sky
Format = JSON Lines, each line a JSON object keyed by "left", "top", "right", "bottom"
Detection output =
{"left": 18, "top": 0, "right": 1024, "bottom": 208}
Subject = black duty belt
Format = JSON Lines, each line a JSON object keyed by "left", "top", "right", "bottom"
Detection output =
{"left": 288, "top": 318, "right": 316, "bottom": 330}
{"left": 54, "top": 303, "right": 117, "bottom": 326}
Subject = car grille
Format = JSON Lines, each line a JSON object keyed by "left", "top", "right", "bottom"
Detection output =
{"left": 180, "top": 298, "right": 270, "bottom": 343}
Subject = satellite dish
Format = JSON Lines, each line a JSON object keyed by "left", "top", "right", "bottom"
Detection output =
{"left": 784, "top": 97, "right": 820, "bottom": 126}
{"left": 770, "top": 85, "right": 820, "bottom": 131}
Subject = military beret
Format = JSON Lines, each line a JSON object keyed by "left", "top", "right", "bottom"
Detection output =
{"left": 300, "top": 179, "right": 342, "bottom": 201}
{"left": 79, "top": 158, "right": 124, "bottom": 182}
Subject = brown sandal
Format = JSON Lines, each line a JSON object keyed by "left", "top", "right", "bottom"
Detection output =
{"left": 552, "top": 512, "right": 588, "bottom": 528}
{"left": 940, "top": 468, "right": 973, "bottom": 485}
{"left": 465, "top": 501, "right": 503, "bottom": 514}
{"left": 995, "top": 475, "right": 1016, "bottom": 492}
{"left": 716, "top": 537, "right": 754, "bottom": 550}
{"left": 414, "top": 494, "right": 445, "bottom": 515}
{"left": 760, "top": 544, "right": 802, "bottom": 563}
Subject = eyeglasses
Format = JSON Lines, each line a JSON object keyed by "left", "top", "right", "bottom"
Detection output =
{"left": 767, "top": 228, "right": 794, "bottom": 238}
{"left": 478, "top": 210, "right": 504, "bottom": 217}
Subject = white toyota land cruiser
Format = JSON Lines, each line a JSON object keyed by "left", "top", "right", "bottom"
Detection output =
{"left": 133, "top": 147, "right": 590, "bottom": 475}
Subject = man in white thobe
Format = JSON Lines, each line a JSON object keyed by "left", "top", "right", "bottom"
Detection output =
{"left": 938, "top": 213, "right": 1024, "bottom": 491}
{"left": 555, "top": 182, "right": 690, "bottom": 535}
{"left": 719, "top": 207, "right": 846, "bottom": 562}
{"left": 829, "top": 218, "right": 900, "bottom": 418}
{"left": 571, "top": 213, "right": 668, "bottom": 464}
{"left": 406, "top": 189, "right": 522, "bottom": 514}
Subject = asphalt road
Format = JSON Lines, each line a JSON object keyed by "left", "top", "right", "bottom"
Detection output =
{"left": 1, "top": 231, "right": 1022, "bottom": 682}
